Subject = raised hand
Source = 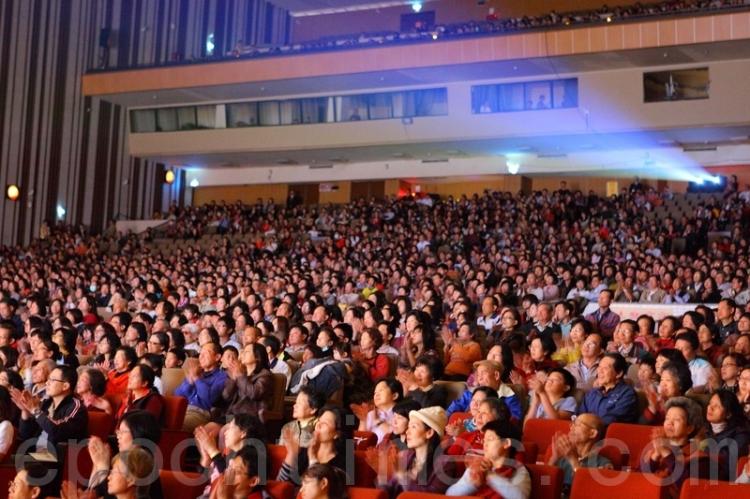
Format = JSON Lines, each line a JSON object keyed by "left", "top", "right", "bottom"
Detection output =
{"left": 87, "top": 436, "right": 112, "bottom": 472}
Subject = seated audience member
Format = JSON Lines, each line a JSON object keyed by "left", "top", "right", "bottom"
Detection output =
{"left": 299, "top": 463, "right": 348, "bottom": 499}
{"left": 377, "top": 321, "right": 400, "bottom": 356}
{"left": 447, "top": 418, "right": 529, "bottom": 499}
{"left": 525, "top": 367, "right": 577, "bottom": 422}
{"left": 92, "top": 326, "right": 120, "bottom": 369}
{"left": 375, "top": 398, "right": 424, "bottom": 455}
{"left": 76, "top": 367, "right": 114, "bottom": 415}
{"left": 380, "top": 406, "right": 453, "bottom": 496}
{"left": 210, "top": 444, "right": 269, "bottom": 499}
{"left": 718, "top": 353, "right": 743, "bottom": 393}
{"left": 441, "top": 322, "right": 482, "bottom": 381}
{"left": 398, "top": 323, "right": 439, "bottom": 370}
{"left": 547, "top": 413, "right": 611, "bottom": 490}
{"left": 104, "top": 447, "right": 156, "bottom": 499}
{"left": 697, "top": 323, "right": 723, "bottom": 366}
{"left": 577, "top": 353, "right": 637, "bottom": 426}
{"left": 552, "top": 318, "right": 590, "bottom": 366}
{"left": 466, "top": 344, "right": 512, "bottom": 389}
{"left": 260, "top": 334, "right": 292, "bottom": 389}
{"left": 175, "top": 342, "right": 228, "bottom": 431}
{"left": 675, "top": 330, "right": 714, "bottom": 392}
{"left": 640, "top": 397, "right": 713, "bottom": 498}
{"left": 9, "top": 462, "right": 57, "bottom": 499}
{"left": 446, "top": 386, "right": 497, "bottom": 436}
{"left": 446, "top": 397, "right": 511, "bottom": 456}
{"left": 356, "top": 328, "right": 390, "bottom": 382}
{"left": 447, "top": 360, "right": 521, "bottom": 420}
{"left": 165, "top": 348, "right": 186, "bottom": 369}
{"left": 139, "top": 353, "right": 165, "bottom": 394}
{"left": 583, "top": 290, "right": 619, "bottom": 339}
{"left": 285, "top": 324, "right": 309, "bottom": 357}
{"left": 352, "top": 377, "right": 403, "bottom": 443}
{"left": 738, "top": 365, "right": 750, "bottom": 420}
{"left": 52, "top": 326, "right": 79, "bottom": 368}
{"left": 116, "top": 364, "right": 164, "bottom": 424}
{"left": 705, "top": 390, "right": 750, "bottom": 479}
{"left": 635, "top": 315, "right": 656, "bottom": 352}
{"left": 290, "top": 343, "right": 348, "bottom": 399}
{"left": 194, "top": 414, "right": 263, "bottom": 495}
{"left": 29, "top": 359, "right": 55, "bottom": 399}
{"left": 13, "top": 364, "right": 88, "bottom": 451}
{"left": 655, "top": 316, "right": 679, "bottom": 351}
{"left": 528, "top": 336, "right": 560, "bottom": 373}
{"left": 222, "top": 342, "right": 273, "bottom": 422}
{"left": 278, "top": 406, "right": 351, "bottom": 485}
{"left": 280, "top": 386, "right": 327, "bottom": 451}
{"left": 82, "top": 411, "right": 163, "bottom": 498}
{"left": 565, "top": 333, "right": 603, "bottom": 391}
{"left": 642, "top": 361, "right": 693, "bottom": 425}
{"left": 613, "top": 319, "right": 647, "bottom": 364}
{"left": 0, "top": 387, "right": 14, "bottom": 460}
{"left": 399, "top": 355, "right": 448, "bottom": 408}
{"left": 105, "top": 346, "right": 138, "bottom": 403}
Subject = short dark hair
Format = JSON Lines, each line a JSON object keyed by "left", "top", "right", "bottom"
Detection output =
{"left": 675, "top": 330, "right": 699, "bottom": 351}
{"left": 53, "top": 365, "right": 78, "bottom": 392}
{"left": 393, "top": 399, "right": 422, "bottom": 418}
{"left": 414, "top": 354, "right": 444, "bottom": 382}
{"left": 603, "top": 352, "right": 628, "bottom": 377}
{"left": 85, "top": 368, "right": 108, "bottom": 396}
{"left": 661, "top": 361, "right": 693, "bottom": 394}
{"left": 260, "top": 334, "right": 281, "bottom": 355}
{"left": 120, "top": 410, "right": 161, "bottom": 444}
{"left": 132, "top": 364, "right": 156, "bottom": 389}
{"left": 298, "top": 385, "right": 326, "bottom": 414}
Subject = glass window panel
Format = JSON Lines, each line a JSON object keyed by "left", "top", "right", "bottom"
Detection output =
{"left": 337, "top": 95, "right": 368, "bottom": 122}
{"left": 420, "top": 88, "right": 447, "bottom": 116}
{"left": 298, "top": 98, "right": 329, "bottom": 124}
{"left": 391, "top": 93, "right": 405, "bottom": 118}
{"left": 156, "top": 108, "right": 178, "bottom": 132}
{"left": 131, "top": 110, "right": 156, "bottom": 133}
{"left": 196, "top": 105, "right": 217, "bottom": 129}
{"left": 525, "top": 81, "right": 551, "bottom": 110}
{"left": 368, "top": 93, "right": 393, "bottom": 120}
{"left": 499, "top": 84, "right": 524, "bottom": 112}
{"left": 472, "top": 86, "right": 499, "bottom": 113}
{"left": 280, "top": 100, "right": 301, "bottom": 125}
{"left": 259, "top": 101, "right": 280, "bottom": 126}
{"left": 553, "top": 79, "right": 578, "bottom": 108}
{"left": 226, "top": 102, "right": 258, "bottom": 127}
{"left": 177, "top": 107, "right": 197, "bottom": 130}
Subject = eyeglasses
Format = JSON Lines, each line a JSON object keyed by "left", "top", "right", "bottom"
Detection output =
{"left": 47, "top": 378, "right": 65, "bottom": 384}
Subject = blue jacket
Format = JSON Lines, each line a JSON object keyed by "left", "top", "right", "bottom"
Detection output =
{"left": 578, "top": 380, "right": 637, "bottom": 426}
{"left": 447, "top": 384, "right": 522, "bottom": 420}
{"left": 175, "top": 367, "right": 228, "bottom": 411}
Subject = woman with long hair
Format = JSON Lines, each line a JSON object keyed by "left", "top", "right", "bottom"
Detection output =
{"left": 222, "top": 342, "right": 273, "bottom": 422}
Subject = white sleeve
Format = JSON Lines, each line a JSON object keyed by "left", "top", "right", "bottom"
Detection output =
{"left": 0, "top": 421, "right": 14, "bottom": 456}
{"left": 486, "top": 466, "right": 531, "bottom": 499}
{"left": 446, "top": 468, "right": 478, "bottom": 496}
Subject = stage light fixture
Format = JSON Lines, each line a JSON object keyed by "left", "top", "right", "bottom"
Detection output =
{"left": 5, "top": 184, "right": 19, "bottom": 201}
{"left": 190, "top": 178, "right": 200, "bottom": 188}
{"left": 165, "top": 170, "right": 175, "bottom": 184}
{"left": 56, "top": 205, "right": 66, "bottom": 219}
{"left": 506, "top": 160, "right": 520, "bottom": 175}
{"left": 412, "top": 2, "right": 423, "bottom": 13}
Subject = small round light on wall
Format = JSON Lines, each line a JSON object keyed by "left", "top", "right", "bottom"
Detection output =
{"left": 506, "top": 160, "right": 520, "bottom": 175}
{"left": 189, "top": 178, "right": 200, "bottom": 188}
{"left": 56, "top": 205, "right": 66, "bottom": 219}
{"left": 165, "top": 170, "right": 176, "bottom": 184}
{"left": 5, "top": 184, "right": 19, "bottom": 201}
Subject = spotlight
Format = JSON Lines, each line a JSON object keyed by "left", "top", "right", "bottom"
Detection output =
{"left": 506, "top": 160, "right": 520, "bottom": 175}
{"left": 165, "top": 170, "right": 175, "bottom": 184}
{"left": 56, "top": 205, "right": 66, "bottom": 219}
{"left": 709, "top": 175, "right": 721, "bottom": 185}
{"left": 412, "top": 2, "right": 423, "bottom": 13}
{"left": 694, "top": 178, "right": 704, "bottom": 185}
{"left": 431, "top": 32, "right": 438, "bottom": 40}
{"left": 189, "top": 178, "right": 200, "bottom": 188}
{"left": 5, "top": 184, "right": 19, "bottom": 201}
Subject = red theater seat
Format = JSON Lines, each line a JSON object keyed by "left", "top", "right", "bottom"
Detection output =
{"left": 163, "top": 395, "right": 188, "bottom": 430}
{"left": 679, "top": 478, "right": 750, "bottom": 499}
{"left": 526, "top": 463, "right": 563, "bottom": 499}
{"left": 159, "top": 470, "right": 207, "bottom": 498}
{"left": 570, "top": 468, "right": 664, "bottom": 499}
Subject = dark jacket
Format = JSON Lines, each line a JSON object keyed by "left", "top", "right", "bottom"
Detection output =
{"left": 19, "top": 394, "right": 88, "bottom": 448}
{"left": 223, "top": 368, "right": 274, "bottom": 421}
{"left": 290, "top": 359, "right": 347, "bottom": 399}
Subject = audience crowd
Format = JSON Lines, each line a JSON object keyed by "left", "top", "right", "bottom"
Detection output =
{"left": 3, "top": 180, "right": 750, "bottom": 498}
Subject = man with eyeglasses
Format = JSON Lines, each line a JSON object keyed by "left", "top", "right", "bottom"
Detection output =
{"left": 547, "top": 413, "right": 611, "bottom": 491}
{"left": 12, "top": 365, "right": 88, "bottom": 452}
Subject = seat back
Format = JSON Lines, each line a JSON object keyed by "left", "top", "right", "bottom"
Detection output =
{"left": 679, "top": 478, "right": 750, "bottom": 499}
{"left": 522, "top": 418, "right": 570, "bottom": 456}
{"left": 265, "top": 373, "right": 288, "bottom": 422}
{"left": 448, "top": 411, "right": 471, "bottom": 427}
{"left": 159, "top": 470, "right": 207, "bottom": 498}
{"left": 603, "top": 423, "right": 659, "bottom": 469}
{"left": 385, "top": 354, "right": 399, "bottom": 377}
{"left": 353, "top": 431, "right": 378, "bottom": 450}
{"left": 354, "top": 450, "right": 377, "bottom": 487}
{"left": 268, "top": 443, "right": 287, "bottom": 478}
{"left": 434, "top": 380, "right": 466, "bottom": 407}
{"left": 158, "top": 429, "right": 192, "bottom": 471}
{"left": 87, "top": 411, "right": 114, "bottom": 440}
{"left": 162, "top": 395, "right": 188, "bottom": 430}
{"left": 570, "top": 468, "right": 664, "bottom": 499}
{"left": 526, "top": 463, "right": 563, "bottom": 499}
{"left": 350, "top": 486, "right": 388, "bottom": 499}
{"left": 161, "top": 367, "right": 186, "bottom": 396}
{"left": 268, "top": 479, "right": 296, "bottom": 499}
{"left": 398, "top": 492, "right": 477, "bottom": 499}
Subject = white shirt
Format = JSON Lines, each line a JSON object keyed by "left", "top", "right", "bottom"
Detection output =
{"left": 688, "top": 357, "right": 712, "bottom": 390}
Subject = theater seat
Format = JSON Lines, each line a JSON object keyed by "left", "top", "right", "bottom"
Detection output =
{"left": 434, "top": 381, "right": 466, "bottom": 407}
{"left": 268, "top": 443, "right": 287, "bottom": 478}
{"left": 522, "top": 418, "right": 570, "bottom": 457}
{"left": 265, "top": 373, "right": 288, "bottom": 423}
{"left": 602, "top": 423, "right": 659, "bottom": 470}
{"left": 159, "top": 429, "right": 192, "bottom": 471}
{"left": 570, "top": 468, "right": 664, "bottom": 499}
{"left": 354, "top": 450, "right": 377, "bottom": 487}
{"left": 526, "top": 463, "right": 563, "bottom": 499}
{"left": 162, "top": 368, "right": 186, "bottom": 396}
{"left": 447, "top": 411, "right": 471, "bottom": 427}
{"left": 350, "top": 486, "right": 388, "bottom": 499}
{"left": 163, "top": 395, "right": 188, "bottom": 430}
{"left": 0, "top": 464, "right": 16, "bottom": 499}
{"left": 159, "top": 470, "right": 207, "bottom": 498}
{"left": 353, "top": 431, "right": 378, "bottom": 450}
{"left": 268, "top": 479, "right": 295, "bottom": 499}
{"left": 87, "top": 411, "right": 114, "bottom": 440}
{"left": 679, "top": 478, "right": 750, "bottom": 498}
{"left": 398, "top": 492, "right": 477, "bottom": 499}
